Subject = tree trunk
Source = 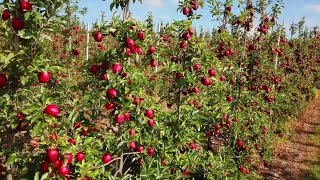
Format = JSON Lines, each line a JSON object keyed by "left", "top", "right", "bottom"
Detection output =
{"left": 123, "top": 0, "right": 130, "bottom": 21}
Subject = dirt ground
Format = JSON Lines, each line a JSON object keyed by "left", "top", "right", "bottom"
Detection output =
{"left": 261, "top": 93, "right": 320, "bottom": 180}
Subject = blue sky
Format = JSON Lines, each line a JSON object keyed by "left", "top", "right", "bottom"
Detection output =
{"left": 77, "top": 0, "right": 320, "bottom": 35}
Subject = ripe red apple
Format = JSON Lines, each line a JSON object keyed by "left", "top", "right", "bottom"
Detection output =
{"left": 106, "top": 88, "right": 117, "bottom": 98}
{"left": 176, "top": 72, "right": 183, "bottom": 79}
{"left": 20, "top": 0, "right": 32, "bottom": 11}
{"left": 53, "top": 159, "right": 63, "bottom": 169}
{"left": 129, "top": 141, "right": 136, "bottom": 150}
{"left": 104, "top": 103, "right": 114, "bottom": 110}
{"left": 126, "top": 38, "right": 135, "bottom": 47}
{"left": 65, "top": 153, "right": 73, "bottom": 164}
{"left": 226, "top": 95, "right": 233, "bottom": 102}
{"left": 161, "top": 160, "right": 167, "bottom": 166}
{"left": 150, "top": 58, "right": 158, "bottom": 67}
{"left": 201, "top": 77, "right": 212, "bottom": 86}
{"left": 220, "top": 76, "right": 225, "bottom": 81}
{"left": 226, "top": 6, "right": 232, "bottom": 12}
{"left": 74, "top": 122, "right": 81, "bottom": 129}
{"left": 90, "top": 65, "right": 99, "bottom": 74}
{"left": 182, "top": 7, "right": 190, "bottom": 15}
{"left": 102, "top": 153, "right": 112, "bottom": 164}
{"left": 112, "top": 63, "right": 122, "bottom": 74}
{"left": 194, "top": 64, "right": 201, "bottom": 71}
{"left": 101, "top": 61, "right": 109, "bottom": 70}
{"left": 76, "top": 152, "right": 85, "bottom": 162}
{"left": 163, "top": 35, "right": 169, "bottom": 41}
{"left": 183, "top": 33, "right": 191, "bottom": 41}
{"left": 147, "top": 147, "right": 155, "bottom": 156}
{"left": 115, "top": 114, "right": 124, "bottom": 124}
{"left": 238, "top": 166, "right": 245, "bottom": 174}
{"left": 72, "top": 49, "right": 80, "bottom": 55}
{"left": 129, "top": 129, "right": 136, "bottom": 136}
{"left": 189, "top": 142, "right": 196, "bottom": 150}
{"left": 208, "top": 69, "right": 216, "bottom": 76}
{"left": 0, "top": 73, "right": 8, "bottom": 88}
{"left": 180, "top": 41, "right": 187, "bottom": 49}
{"left": 99, "top": 73, "right": 108, "bottom": 80}
{"left": 192, "top": 1, "right": 199, "bottom": 10}
{"left": 38, "top": 72, "right": 50, "bottom": 83}
{"left": 236, "top": 140, "right": 244, "bottom": 148}
{"left": 58, "top": 166, "right": 70, "bottom": 177}
{"left": 12, "top": 17, "right": 25, "bottom": 31}
{"left": 41, "top": 161, "right": 50, "bottom": 172}
{"left": 47, "top": 148, "right": 59, "bottom": 162}
{"left": 137, "top": 146, "right": 144, "bottom": 153}
{"left": 145, "top": 109, "right": 154, "bottom": 119}
{"left": 2, "top": 10, "right": 10, "bottom": 21}
{"left": 68, "top": 138, "right": 76, "bottom": 145}
{"left": 149, "top": 46, "right": 156, "bottom": 54}
{"left": 124, "top": 112, "right": 130, "bottom": 121}
{"left": 44, "top": 104, "right": 60, "bottom": 117}
{"left": 94, "top": 31, "right": 103, "bottom": 42}
{"left": 137, "top": 31, "right": 145, "bottom": 40}
{"left": 148, "top": 119, "right": 154, "bottom": 127}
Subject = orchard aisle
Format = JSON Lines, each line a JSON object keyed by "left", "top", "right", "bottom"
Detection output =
{"left": 263, "top": 92, "right": 320, "bottom": 180}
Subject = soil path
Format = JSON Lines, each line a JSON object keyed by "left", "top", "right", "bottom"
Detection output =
{"left": 262, "top": 92, "right": 320, "bottom": 180}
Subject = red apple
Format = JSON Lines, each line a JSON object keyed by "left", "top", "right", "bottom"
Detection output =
{"left": 76, "top": 152, "right": 85, "bottom": 162}
{"left": 147, "top": 147, "right": 155, "bottom": 156}
{"left": 44, "top": 104, "right": 60, "bottom": 117}
{"left": 106, "top": 88, "right": 117, "bottom": 98}
{"left": 148, "top": 119, "right": 154, "bottom": 127}
{"left": 137, "top": 146, "right": 144, "bottom": 153}
{"left": 137, "top": 31, "right": 145, "bottom": 40}
{"left": 0, "top": 73, "right": 8, "bottom": 88}
{"left": 38, "top": 72, "right": 50, "bottom": 83}
{"left": 115, "top": 114, "right": 124, "bottom": 124}
{"left": 41, "top": 161, "right": 50, "bottom": 172}
{"left": 129, "top": 129, "right": 136, "bottom": 136}
{"left": 2, "top": 10, "right": 10, "bottom": 21}
{"left": 129, "top": 141, "right": 136, "bottom": 150}
{"left": 12, "top": 17, "right": 25, "bottom": 31}
{"left": 47, "top": 148, "right": 59, "bottom": 162}
{"left": 180, "top": 41, "right": 187, "bottom": 49}
{"left": 145, "top": 109, "right": 154, "bottom": 119}
{"left": 226, "top": 95, "right": 233, "bottom": 102}
{"left": 101, "top": 61, "right": 109, "bottom": 70}
{"left": 90, "top": 65, "right": 99, "bottom": 74}
{"left": 58, "top": 166, "right": 70, "bottom": 177}
{"left": 20, "top": 0, "right": 32, "bottom": 11}
{"left": 102, "top": 153, "right": 112, "bottom": 164}
{"left": 149, "top": 46, "right": 156, "bottom": 54}
{"left": 126, "top": 38, "right": 135, "bottom": 47}
{"left": 112, "top": 63, "right": 122, "bottom": 74}
{"left": 208, "top": 69, "right": 216, "bottom": 76}
{"left": 104, "top": 103, "right": 114, "bottom": 110}
{"left": 182, "top": 7, "right": 190, "bottom": 15}
{"left": 94, "top": 31, "right": 103, "bottom": 42}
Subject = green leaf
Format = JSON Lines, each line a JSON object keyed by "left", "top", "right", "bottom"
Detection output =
{"left": 32, "top": 121, "right": 43, "bottom": 134}
{"left": 83, "top": 137, "right": 94, "bottom": 145}
{"left": 40, "top": 173, "right": 49, "bottom": 180}
{"left": 20, "top": 76, "right": 29, "bottom": 85}
{"left": 18, "top": 29, "right": 35, "bottom": 39}
{"left": 22, "top": 105, "right": 40, "bottom": 115}
{"left": 6, "top": 153, "right": 17, "bottom": 166}
{"left": 34, "top": 172, "right": 39, "bottom": 180}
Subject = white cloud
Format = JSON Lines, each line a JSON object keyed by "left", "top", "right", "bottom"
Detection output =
{"left": 304, "top": 4, "right": 320, "bottom": 13}
{"left": 145, "top": 0, "right": 164, "bottom": 8}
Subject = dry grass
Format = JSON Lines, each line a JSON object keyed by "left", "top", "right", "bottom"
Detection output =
{"left": 262, "top": 91, "right": 320, "bottom": 180}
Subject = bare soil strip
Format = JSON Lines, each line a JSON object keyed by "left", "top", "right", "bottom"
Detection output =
{"left": 262, "top": 93, "right": 320, "bottom": 180}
